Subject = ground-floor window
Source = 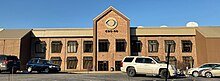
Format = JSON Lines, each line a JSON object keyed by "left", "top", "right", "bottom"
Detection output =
{"left": 182, "top": 56, "right": 194, "bottom": 70}
{"left": 67, "top": 57, "right": 78, "bottom": 69}
{"left": 115, "top": 61, "right": 121, "bottom": 71}
{"left": 50, "top": 57, "right": 62, "bottom": 66}
{"left": 166, "top": 56, "right": 177, "bottom": 65}
{"left": 83, "top": 57, "right": 93, "bottom": 70}
{"left": 98, "top": 61, "right": 109, "bottom": 71}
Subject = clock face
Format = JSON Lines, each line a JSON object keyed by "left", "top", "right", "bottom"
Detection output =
{"left": 105, "top": 17, "right": 117, "bottom": 29}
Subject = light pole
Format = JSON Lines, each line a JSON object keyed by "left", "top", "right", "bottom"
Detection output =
{"left": 165, "top": 44, "right": 171, "bottom": 81}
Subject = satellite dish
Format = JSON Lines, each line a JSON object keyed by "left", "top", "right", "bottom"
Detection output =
{"left": 160, "top": 25, "right": 168, "bottom": 27}
{"left": 186, "top": 22, "right": 199, "bottom": 27}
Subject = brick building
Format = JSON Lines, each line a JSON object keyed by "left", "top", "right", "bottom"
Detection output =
{"left": 1, "top": 6, "right": 220, "bottom": 71}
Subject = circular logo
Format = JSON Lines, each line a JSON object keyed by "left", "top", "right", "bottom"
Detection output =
{"left": 105, "top": 17, "right": 117, "bottom": 30}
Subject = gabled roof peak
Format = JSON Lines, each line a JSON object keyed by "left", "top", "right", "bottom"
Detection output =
{"left": 93, "top": 6, "right": 130, "bottom": 21}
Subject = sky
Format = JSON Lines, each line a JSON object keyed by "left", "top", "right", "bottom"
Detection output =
{"left": 0, "top": 0, "right": 220, "bottom": 29}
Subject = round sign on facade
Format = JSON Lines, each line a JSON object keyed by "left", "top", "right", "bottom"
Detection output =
{"left": 105, "top": 17, "right": 118, "bottom": 30}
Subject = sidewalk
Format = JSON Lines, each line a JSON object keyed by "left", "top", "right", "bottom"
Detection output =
{"left": 67, "top": 71, "right": 123, "bottom": 74}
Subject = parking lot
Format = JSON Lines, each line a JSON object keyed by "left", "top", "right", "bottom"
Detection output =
{"left": 0, "top": 72, "right": 220, "bottom": 81}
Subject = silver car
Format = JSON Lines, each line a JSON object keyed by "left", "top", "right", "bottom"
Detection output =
{"left": 187, "top": 63, "right": 220, "bottom": 77}
{"left": 201, "top": 64, "right": 220, "bottom": 78}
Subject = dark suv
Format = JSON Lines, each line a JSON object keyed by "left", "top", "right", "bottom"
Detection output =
{"left": 0, "top": 55, "right": 20, "bottom": 73}
{"left": 26, "top": 58, "right": 60, "bottom": 73}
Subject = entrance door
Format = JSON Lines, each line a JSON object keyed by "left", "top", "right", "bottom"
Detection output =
{"left": 98, "top": 61, "right": 109, "bottom": 71}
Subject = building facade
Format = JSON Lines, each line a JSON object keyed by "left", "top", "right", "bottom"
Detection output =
{"left": 1, "top": 6, "right": 220, "bottom": 71}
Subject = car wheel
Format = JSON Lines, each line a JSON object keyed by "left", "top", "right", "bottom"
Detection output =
{"left": 27, "top": 67, "right": 32, "bottom": 73}
{"left": 160, "top": 69, "right": 170, "bottom": 79}
{"left": 127, "top": 67, "right": 136, "bottom": 77}
{"left": 192, "top": 71, "right": 199, "bottom": 77}
{"left": 205, "top": 72, "right": 212, "bottom": 78}
{"left": 44, "top": 68, "right": 49, "bottom": 73}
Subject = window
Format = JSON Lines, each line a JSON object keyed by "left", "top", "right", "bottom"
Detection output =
{"left": 116, "top": 39, "right": 126, "bottom": 52}
{"left": 83, "top": 57, "right": 93, "bottom": 70}
{"left": 213, "top": 65, "right": 220, "bottom": 70}
{"left": 135, "top": 58, "right": 153, "bottom": 64}
{"left": 98, "top": 61, "right": 108, "bottom": 71}
{"left": 166, "top": 56, "right": 177, "bottom": 65}
{"left": 35, "top": 41, "right": 46, "bottom": 53}
{"left": 30, "top": 59, "right": 38, "bottom": 64}
{"left": 182, "top": 56, "right": 194, "bottom": 69}
{"left": 148, "top": 40, "right": 159, "bottom": 53}
{"left": 115, "top": 61, "right": 121, "bottom": 71}
{"left": 67, "top": 57, "right": 78, "bottom": 69}
{"left": 98, "top": 40, "right": 109, "bottom": 52}
{"left": 67, "top": 41, "right": 78, "bottom": 53}
{"left": 182, "top": 40, "right": 192, "bottom": 52}
{"left": 199, "top": 64, "right": 218, "bottom": 68}
{"left": 131, "top": 40, "right": 142, "bottom": 52}
{"left": 165, "top": 40, "right": 176, "bottom": 53}
{"left": 51, "top": 41, "right": 62, "bottom": 53}
{"left": 84, "top": 41, "right": 93, "bottom": 53}
{"left": 50, "top": 57, "right": 62, "bottom": 66}
{"left": 123, "top": 58, "right": 134, "bottom": 62}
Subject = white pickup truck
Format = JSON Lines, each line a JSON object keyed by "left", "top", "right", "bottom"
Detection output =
{"left": 120, "top": 56, "right": 177, "bottom": 78}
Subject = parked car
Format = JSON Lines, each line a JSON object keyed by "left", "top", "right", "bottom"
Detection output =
{"left": 0, "top": 55, "right": 20, "bottom": 73}
{"left": 187, "top": 63, "right": 220, "bottom": 77}
{"left": 201, "top": 64, "right": 220, "bottom": 78}
{"left": 120, "top": 56, "right": 177, "bottom": 78}
{"left": 26, "top": 58, "right": 60, "bottom": 73}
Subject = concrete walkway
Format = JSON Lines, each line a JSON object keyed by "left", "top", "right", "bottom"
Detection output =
{"left": 67, "top": 71, "right": 123, "bottom": 74}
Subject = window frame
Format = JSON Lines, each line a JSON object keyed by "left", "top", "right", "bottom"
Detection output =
{"left": 165, "top": 40, "right": 176, "bottom": 53}
{"left": 67, "top": 57, "right": 78, "bottom": 69}
{"left": 35, "top": 41, "right": 46, "bottom": 53}
{"left": 51, "top": 41, "right": 62, "bottom": 53}
{"left": 83, "top": 41, "right": 93, "bottom": 53}
{"left": 116, "top": 39, "right": 126, "bottom": 52}
{"left": 98, "top": 39, "right": 109, "bottom": 52}
{"left": 148, "top": 40, "right": 159, "bottom": 53}
{"left": 83, "top": 57, "right": 93, "bottom": 69}
{"left": 67, "top": 41, "right": 78, "bottom": 53}
{"left": 182, "top": 40, "right": 192, "bottom": 53}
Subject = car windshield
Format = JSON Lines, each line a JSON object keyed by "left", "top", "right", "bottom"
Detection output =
{"left": 151, "top": 57, "right": 161, "bottom": 63}
{"left": 39, "top": 60, "right": 54, "bottom": 64}
{"left": 45, "top": 60, "right": 54, "bottom": 64}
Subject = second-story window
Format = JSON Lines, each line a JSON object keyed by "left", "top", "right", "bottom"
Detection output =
{"left": 182, "top": 40, "right": 192, "bottom": 52}
{"left": 148, "top": 40, "right": 159, "bottom": 53}
{"left": 35, "top": 41, "right": 46, "bottom": 53}
{"left": 67, "top": 41, "right": 78, "bottom": 53}
{"left": 51, "top": 41, "right": 62, "bottom": 53}
{"left": 84, "top": 41, "right": 93, "bottom": 53}
{"left": 131, "top": 40, "right": 142, "bottom": 52}
{"left": 116, "top": 39, "right": 126, "bottom": 52}
{"left": 165, "top": 40, "right": 176, "bottom": 53}
{"left": 98, "top": 39, "right": 109, "bottom": 52}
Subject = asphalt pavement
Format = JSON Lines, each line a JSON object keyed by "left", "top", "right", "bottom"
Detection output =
{"left": 0, "top": 72, "right": 220, "bottom": 81}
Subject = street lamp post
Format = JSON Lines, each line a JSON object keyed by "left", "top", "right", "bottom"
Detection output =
{"left": 165, "top": 44, "right": 171, "bottom": 81}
